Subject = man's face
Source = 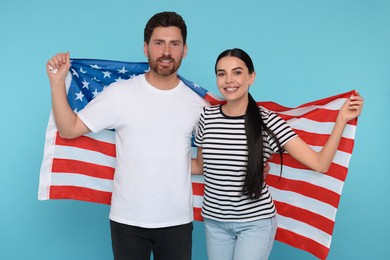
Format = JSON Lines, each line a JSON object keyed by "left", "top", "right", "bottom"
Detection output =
{"left": 144, "top": 26, "right": 187, "bottom": 77}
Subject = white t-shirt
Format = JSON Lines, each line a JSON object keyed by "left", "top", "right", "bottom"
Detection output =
{"left": 77, "top": 74, "right": 207, "bottom": 228}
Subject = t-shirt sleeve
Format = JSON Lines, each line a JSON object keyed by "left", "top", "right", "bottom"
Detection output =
{"left": 77, "top": 84, "right": 118, "bottom": 133}
{"left": 264, "top": 108, "right": 297, "bottom": 153}
{"left": 193, "top": 107, "right": 206, "bottom": 147}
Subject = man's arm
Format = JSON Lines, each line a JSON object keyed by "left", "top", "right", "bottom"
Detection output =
{"left": 47, "top": 52, "right": 90, "bottom": 138}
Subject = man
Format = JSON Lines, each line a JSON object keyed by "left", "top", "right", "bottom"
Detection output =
{"left": 46, "top": 12, "right": 206, "bottom": 260}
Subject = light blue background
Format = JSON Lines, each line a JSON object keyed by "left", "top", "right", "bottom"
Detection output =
{"left": 1, "top": 0, "right": 389, "bottom": 259}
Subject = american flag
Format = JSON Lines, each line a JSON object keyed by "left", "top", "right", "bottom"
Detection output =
{"left": 38, "top": 59, "right": 358, "bottom": 259}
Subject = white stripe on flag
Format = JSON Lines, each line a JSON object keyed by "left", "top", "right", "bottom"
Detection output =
{"left": 269, "top": 164, "right": 344, "bottom": 195}
{"left": 287, "top": 118, "right": 356, "bottom": 139}
{"left": 51, "top": 173, "right": 113, "bottom": 192}
{"left": 278, "top": 98, "right": 347, "bottom": 116}
{"left": 269, "top": 187, "right": 337, "bottom": 221}
{"left": 193, "top": 195, "right": 204, "bottom": 208}
{"left": 276, "top": 214, "right": 332, "bottom": 248}
{"left": 54, "top": 146, "right": 116, "bottom": 167}
{"left": 191, "top": 175, "right": 205, "bottom": 183}
{"left": 309, "top": 145, "right": 352, "bottom": 168}
{"left": 84, "top": 130, "right": 115, "bottom": 144}
{"left": 38, "top": 113, "right": 58, "bottom": 200}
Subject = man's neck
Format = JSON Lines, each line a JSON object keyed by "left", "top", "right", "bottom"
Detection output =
{"left": 144, "top": 71, "right": 180, "bottom": 90}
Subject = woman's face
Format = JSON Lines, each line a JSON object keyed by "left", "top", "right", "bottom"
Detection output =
{"left": 216, "top": 56, "right": 255, "bottom": 103}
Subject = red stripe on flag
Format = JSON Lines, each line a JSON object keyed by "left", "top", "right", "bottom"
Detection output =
{"left": 279, "top": 109, "right": 339, "bottom": 123}
{"left": 326, "top": 163, "right": 348, "bottom": 182}
{"left": 52, "top": 158, "right": 115, "bottom": 180}
{"left": 274, "top": 201, "right": 335, "bottom": 235}
{"left": 192, "top": 182, "right": 205, "bottom": 196}
{"left": 275, "top": 228, "right": 329, "bottom": 260}
{"left": 193, "top": 207, "right": 203, "bottom": 221}
{"left": 294, "top": 130, "right": 355, "bottom": 153}
{"left": 262, "top": 90, "right": 355, "bottom": 111}
{"left": 204, "top": 94, "right": 223, "bottom": 106}
{"left": 267, "top": 175, "right": 340, "bottom": 208}
{"left": 270, "top": 154, "right": 348, "bottom": 182}
{"left": 50, "top": 186, "right": 112, "bottom": 204}
{"left": 55, "top": 132, "right": 116, "bottom": 157}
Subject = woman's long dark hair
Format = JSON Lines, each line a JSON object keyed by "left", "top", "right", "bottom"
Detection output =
{"left": 215, "top": 48, "right": 283, "bottom": 200}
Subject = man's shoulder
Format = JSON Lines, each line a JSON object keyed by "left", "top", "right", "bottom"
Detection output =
{"left": 108, "top": 74, "right": 144, "bottom": 89}
{"left": 179, "top": 82, "right": 208, "bottom": 104}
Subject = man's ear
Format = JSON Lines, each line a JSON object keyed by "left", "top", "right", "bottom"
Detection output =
{"left": 182, "top": 43, "right": 188, "bottom": 58}
{"left": 143, "top": 42, "right": 148, "bottom": 57}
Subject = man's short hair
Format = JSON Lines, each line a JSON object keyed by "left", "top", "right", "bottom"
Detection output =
{"left": 144, "top": 11, "right": 187, "bottom": 44}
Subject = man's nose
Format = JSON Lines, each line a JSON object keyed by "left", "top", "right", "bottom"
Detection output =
{"left": 162, "top": 44, "right": 171, "bottom": 56}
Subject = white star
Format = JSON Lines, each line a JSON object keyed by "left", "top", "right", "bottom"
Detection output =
{"left": 144, "top": 67, "right": 150, "bottom": 72}
{"left": 71, "top": 68, "right": 79, "bottom": 78}
{"left": 115, "top": 77, "right": 125, "bottom": 82}
{"left": 81, "top": 79, "right": 90, "bottom": 89}
{"left": 75, "top": 91, "right": 84, "bottom": 101}
{"left": 92, "top": 77, "right": 100, "bottom": 82}
{"left": 130, "top": 74, "right": 136, "bottom": 78}
{"left": 73, "top": 108, "right": 78, "bottom": 113}
{"left": 193, "top": 83, "right": 200, "bottom": 88}
{"left": 92, "top": 88, "right": 100, "bottom": 98}
{"left": 80, "top": 67, "right": 87, "bottom": 74}
{"left": 118, "top": 67, "right": 128, "bottom": 74}
{"left": 102, "top": 71, "right": 112, "bottom": 78}
{"left": 90, "top": 64, "right": 102, "bottom": 69}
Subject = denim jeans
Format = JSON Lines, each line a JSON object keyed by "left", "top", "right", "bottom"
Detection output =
{"left": 110, "top": 220, "right": 193, "bottom": 260}
{"left": 204, "top": 216, "right": 277, "bottom": 260}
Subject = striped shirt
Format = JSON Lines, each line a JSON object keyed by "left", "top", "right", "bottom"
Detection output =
{"left": 194, "top": 105, "right": 297, "bottom": 222}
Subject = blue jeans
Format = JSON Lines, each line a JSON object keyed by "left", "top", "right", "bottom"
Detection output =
{"left": 110, "top": 220, "right": 192, "bottom": 260}
{"left": 204, "top": 217, "right": 277, "bottom": 260}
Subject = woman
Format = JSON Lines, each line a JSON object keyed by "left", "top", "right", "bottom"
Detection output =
{"left": 192, "top": 48, "right": 364, "bottom": 260}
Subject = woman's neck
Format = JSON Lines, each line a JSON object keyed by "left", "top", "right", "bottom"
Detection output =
{"left": 222, "top": 98, "right": 248, "bottom": 117}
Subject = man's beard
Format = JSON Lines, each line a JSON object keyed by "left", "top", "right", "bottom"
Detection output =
{"left": 148, "top": 55, "right": 182, "bottom": 76}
